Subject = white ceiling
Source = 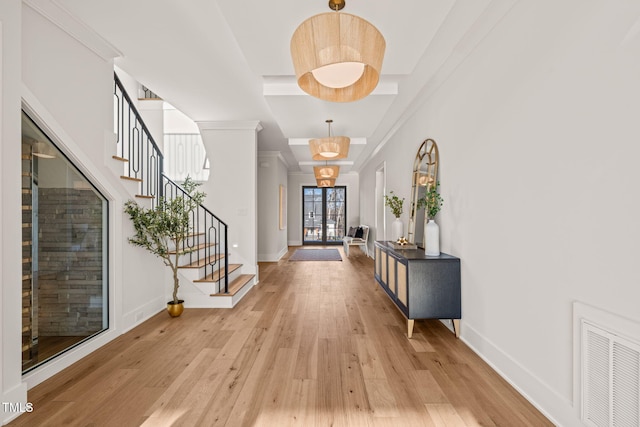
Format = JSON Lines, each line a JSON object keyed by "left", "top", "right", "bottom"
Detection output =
{"left": 53, "top": 0, "right": 506, "bottom": 173}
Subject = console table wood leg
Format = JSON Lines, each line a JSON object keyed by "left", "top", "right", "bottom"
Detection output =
{"left": 453, "top": 319, "right": 460, "bottom": 338}
{"left": 407, "top": 319, "right": 415, "bottom": 338}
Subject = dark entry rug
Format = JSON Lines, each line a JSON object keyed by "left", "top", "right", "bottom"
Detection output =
{"left": 289, "top": 248, "right": 342, "bottom": 262}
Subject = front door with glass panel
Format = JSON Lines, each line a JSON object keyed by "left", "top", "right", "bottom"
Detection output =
{"left": 303, "top": 186, "right": 346, "bottom": 245}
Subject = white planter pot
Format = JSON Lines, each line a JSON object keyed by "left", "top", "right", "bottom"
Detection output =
{"left": 392, "top": 218, "right": 404, "bottom": 241}
{"left": 425, "top": 219, "right": 440, "bottom": 256}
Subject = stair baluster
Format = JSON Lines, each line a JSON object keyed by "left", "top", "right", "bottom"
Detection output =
{"left": 114, "top": 73, "right": 229, "bottom": 293}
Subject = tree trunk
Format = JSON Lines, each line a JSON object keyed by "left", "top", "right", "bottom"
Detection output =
{"left": 172, "top": 266, "right": 179, "bottom": 303}
{"left": 172, "top": 247, "right": 180, "bottom": 303}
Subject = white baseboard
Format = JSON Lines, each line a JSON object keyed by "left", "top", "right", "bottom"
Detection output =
{"left": 258, "top": 246, "right": 288, "bottom": 262}
{"left": 121, "top": 296, "right": 165, "bottom": 333}
{"left": 461, "top": 322, "right": 579, "bottom": 427}
{"left": 1, "top": 382, "right": 28, "bottom": 424}
{"left": 21, "top": 328, "right": 120, "bottom": 391}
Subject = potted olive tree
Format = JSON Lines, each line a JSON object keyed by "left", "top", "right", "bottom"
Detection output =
{"left": 124, "top": 177, "right": 205, "bottom": 317}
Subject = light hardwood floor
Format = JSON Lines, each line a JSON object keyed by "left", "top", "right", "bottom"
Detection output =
{"left": 10, "top": 247, "right": 553, "bottom": 426}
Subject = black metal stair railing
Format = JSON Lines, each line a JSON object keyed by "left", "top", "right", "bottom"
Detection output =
{"left": 114, "top": 72, "right": 229, "bottom": 293}
{"left": 114, "top": 73, "right": 163, "bottom": 199}
{"left": 162, "top": 174, "right": 229, "bottom": 292}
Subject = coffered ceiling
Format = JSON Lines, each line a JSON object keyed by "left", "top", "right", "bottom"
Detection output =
{"left": 48, "top": 0, "right": 512, "bottom": 174}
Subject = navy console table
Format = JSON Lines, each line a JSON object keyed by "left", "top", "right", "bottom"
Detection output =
{"left": 374, "top": 241, "right": 461, "bottom": 338}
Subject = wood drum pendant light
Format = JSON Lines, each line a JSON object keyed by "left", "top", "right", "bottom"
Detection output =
{"left": 314, "top": 165, "right": 340, "bottom": 180}
{"left": 291, "top": 0, "right": 385, "bottom": 102}
{"left": 316, "top": 178, "right": 336, "bottom": 188}
{"left": 309, "top": 119, "right": 350, "bottom": 160}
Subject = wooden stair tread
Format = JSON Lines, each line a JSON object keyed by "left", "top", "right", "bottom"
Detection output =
{"left": 120, "top": 175, "right": 142, "bottom": 182}
{"left": 194, "top": 264, "right": 242, "bottom": 282}
{"left": 168, "top": 242, "right": 217, "bottom": 255}
{"left": 112, "top": 155, "right": 129, "bottom": 162}
{"left": 135, "top": 194, "right": 154, "bottom": 199}
{"left": 170, "top": 232, "right": 207, "bottom": 242}
{"left": 178, "top": 253, "right": 224, "bottom": 269}
{"left": 178, "top": 232, "right": 205, "bottom": 240}
{"left": 211, "top": 274, "right": 254, "bottom": 297}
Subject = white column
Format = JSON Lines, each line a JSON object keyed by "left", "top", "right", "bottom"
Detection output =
{"left": 197, "top": 121, "right": 262, "bottom": 276}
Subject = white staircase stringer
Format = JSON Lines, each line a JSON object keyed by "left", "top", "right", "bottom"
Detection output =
{"left": 179, "top": 274, "right": 256, "bottom": 309}
{"left": 177, "top": 252, "right": 256, "bottom": 308}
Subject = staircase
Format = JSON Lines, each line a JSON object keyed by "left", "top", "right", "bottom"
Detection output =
{"left": 112, "top": 72, "right": 255, "bottom": 308}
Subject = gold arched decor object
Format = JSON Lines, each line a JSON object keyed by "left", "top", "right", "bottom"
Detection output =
{"left": 407, "top": 139, "right": 439, "bottom": 245}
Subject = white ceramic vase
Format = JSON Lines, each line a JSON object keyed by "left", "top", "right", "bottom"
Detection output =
{"left": 392, "top": 217, "right": 403, "bottom": 241}
{"left": 425, "top": 219, "right": 440, "bottom": 256}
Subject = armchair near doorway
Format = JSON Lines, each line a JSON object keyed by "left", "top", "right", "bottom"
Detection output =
{"left": 343, "top": 225, "right": 370, "bottom": 257}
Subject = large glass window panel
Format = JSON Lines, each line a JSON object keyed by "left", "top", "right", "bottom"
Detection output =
{"left": 21, "top": 111, "right": 109, "bottom": 373}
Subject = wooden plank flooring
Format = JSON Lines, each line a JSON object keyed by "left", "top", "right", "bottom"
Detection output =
{"left": 10, "top": 246, "right": 553, "bottom": 426}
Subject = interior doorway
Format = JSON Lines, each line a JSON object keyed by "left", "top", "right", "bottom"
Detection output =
{"left": 302, "top": 186, "right": 346, "bottom": 245}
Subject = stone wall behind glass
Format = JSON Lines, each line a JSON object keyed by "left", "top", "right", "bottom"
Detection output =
{"left": 37, "top": 188, "right": 103, "bottom": 337}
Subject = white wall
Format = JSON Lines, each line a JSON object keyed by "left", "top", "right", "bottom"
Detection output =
{"left": 2, "top": 3, "right": 169, "bottom": 407}
{"left": 287, "top": 172, "right": 360, "bottom": 246}
{"left": 360, "top": 1, "right": 640, "bottom": 425}
{"left": 1, "top": 1, "right": 28, "bottom": 422}
{"left": 257, "top": 152, "right": 288, "bottom": 261}
{"left": 164, "top": 105, "right": 199, "bottom": 134}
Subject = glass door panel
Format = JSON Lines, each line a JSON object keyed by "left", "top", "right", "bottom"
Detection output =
{"left": 303, "top": 187, "right": 323, "bottom": 243}
{"left": 302, "top": 186, "right": 346, "bottom": 245}
{"left": 325, "top": 187, "right": 346, "bottom": 242}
